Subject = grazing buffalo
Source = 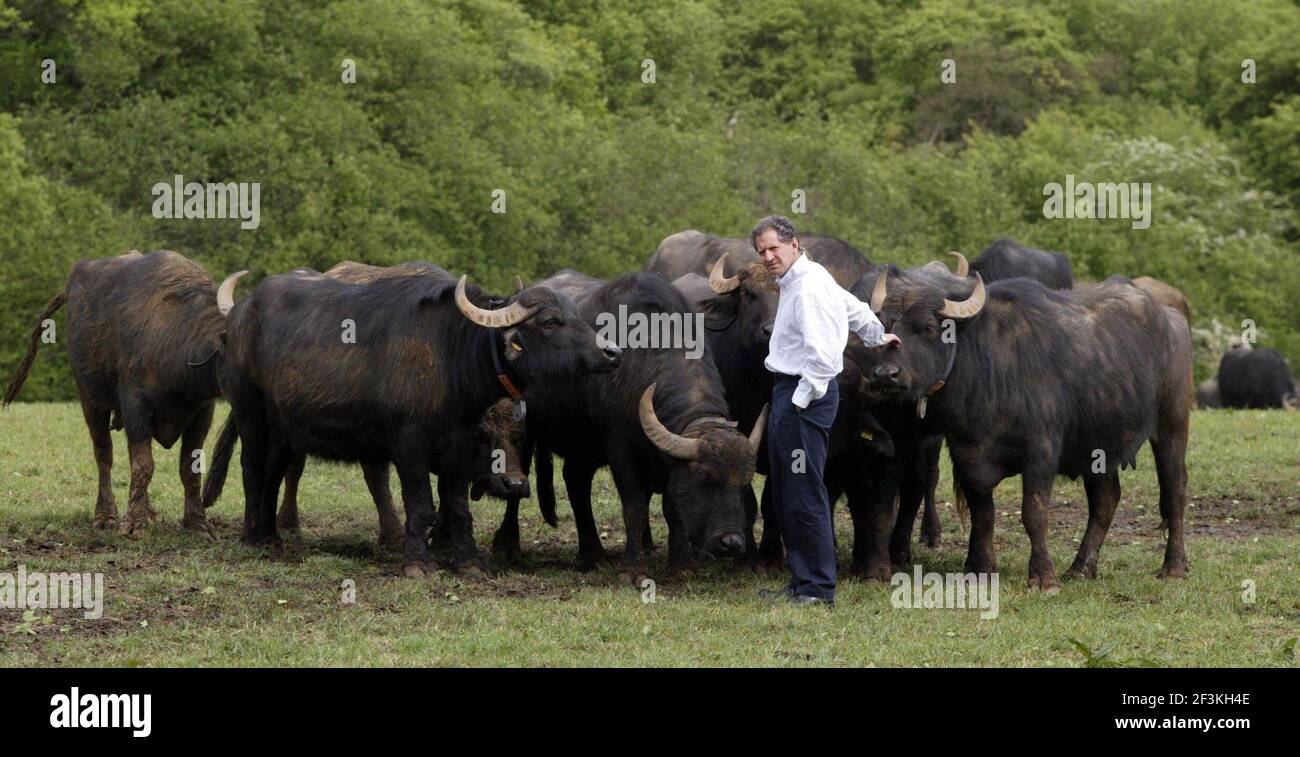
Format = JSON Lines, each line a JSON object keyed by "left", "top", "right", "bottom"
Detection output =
{"left": 867, "top": 268, "right": 1193, "bottom": 589}
{"left": 202, "top": 261, "right": 533, "bottom": 553}
{"left": 1131, "top": 276, "right": 1191, "bottom": 322}
{"left": 648, "top": 229, "right": 873, "bottom": 289}
{"left": 967, "top": 239, "right": 1073, "bottom": 289}
{"left": 4, "top": 250, "right": 241, "bottom": 537}
{"left": 1217, "top": 348, "right": 1299, "bottom": 409}
{"left": 506, "top": 271, "right": 765, "bottom": 584}
{"left": 211, "top": 266, "right": 620, "bottom": 577}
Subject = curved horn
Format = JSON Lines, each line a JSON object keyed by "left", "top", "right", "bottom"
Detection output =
{"left": 869, "top": 270, "right": 888, "bottom": 313}
{"left": 514, "top": 276, "right": 524, "bottom": 294}
{"left": 217, "top": 270, "right": 248, "bottom": 317}
{"left": 948, "top": 251, "right": 969, "bottom": 277}
{"left": 709, "top": 254, "right": 741, "bottom": 294}
{"left": 939, "top": 273, "right": 987, "bottom": 321}
{"left": 638, "top": 384, "right": 701, "bottom": 461}
{"left": 747, "top": 404, "right": 769, "bottom": 455}
{"left": 456, "top": 275, "right": 539, "bottom": 328}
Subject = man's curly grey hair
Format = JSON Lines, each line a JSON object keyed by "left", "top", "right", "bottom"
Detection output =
{"left": 750, "top": 215, "right": 798, "bottom": 250}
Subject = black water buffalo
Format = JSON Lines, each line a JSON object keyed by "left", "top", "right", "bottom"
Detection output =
{"left": 213, "top": 267, "right": 620, "bottom": 576}
{"left": 504, "top": 271, "right": 765, "bottom": 584}
{"left": 1217, "top": 348, "right": 1299, "bottom": 409}
{"left": 968, "top": 238, "right": 1073, "bottom": 289}
{"left": 667, "top": 255, "right": 779, "bottom": 560}
{"left": 867, "top": 269, "right": 1192, "bottom": 589}
{"left": 201, "top": 261, "right": 533, "bottom": 557}
{"left": 648, "top": 229, "right": 873, "bottom": 289}
{"left": 4, "top": 250, "right": 242, "bottom": 537}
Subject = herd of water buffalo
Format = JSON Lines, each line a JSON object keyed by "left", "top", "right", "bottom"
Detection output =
{"left": 4, "top": 234, "right": 1296, "bottom": 592}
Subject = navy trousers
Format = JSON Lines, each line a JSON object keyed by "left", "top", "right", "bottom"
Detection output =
{"left": 767, "top": 375, "right": 838, "bottom": 600}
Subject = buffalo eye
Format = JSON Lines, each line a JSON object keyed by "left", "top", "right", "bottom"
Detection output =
{"left": 542, "top": 317, "right": 561, "bottom": 330}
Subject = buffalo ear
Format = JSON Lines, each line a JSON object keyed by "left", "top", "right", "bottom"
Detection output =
{"left": 469, "top": 481, "right": 485, "bottom": 501}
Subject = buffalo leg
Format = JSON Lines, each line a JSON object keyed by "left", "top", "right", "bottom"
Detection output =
{"left": 491, "top": 496, "right": 524, "bottom": 566}
{"left": 82, "top": 403, "right": 118, "bottom": 530}
{"left": 437, "top": 476, "right": 486, "bottom": 577}
{"left": 392, "top": 449, "right": 437, "bottom": 576}
{"left": 1152, "top": 423, "right": 1190, "bottom": 579}
{"left": 362, "top": 461, "right": 403, "bottom": 552}
{"left": 276, "top": 453, "right": 306, "bottom": 532}
{"left": 918, "top": 437, "right": 942, "bottom": 547}
{"left": 961, "top": 480, "right": 997, "bottom": 575}
{"left": 610, "top": 464, "right": 652, "bottom": 587}
{"left": 890, "top": 462, "right": 926, "bottom": 570}
{"left": 1021, "top": 470, "right": 1059, "bottom": 593}
{"left": 756, "top": 478, "right": 784, "bottom": 568}
{"left": 119, "top": 402, "right": 158, "bottom": 536}
{"left": 846, "top": 467, "right": 898, "bottom": 582}
{"left": 563, "top": 461, "right": 605, "bottom": 570}
{"left": 740, "top": 483, "right": 759, "bottom": 561}
{"left": 1066, "top": 472, "right": 1120, "bottom": 580}
{"left": 179, "top": 404, "right": 215, "bottom": 538}
{"left": 662, "top": 493, "right": 691, "bottom": 570}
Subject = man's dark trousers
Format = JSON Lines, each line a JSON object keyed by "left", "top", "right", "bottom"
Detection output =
{"left": 767, "top": 374, "right": 838, "bottom": 601}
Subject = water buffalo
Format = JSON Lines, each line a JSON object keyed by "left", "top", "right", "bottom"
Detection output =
{"left": 201, "top": 261, "right": 533, "bottom": 555}
{"left": 213, "top": 267, "right": 620, "bottom": 576}
{"left": 1217, "top": 348, "right": 1299, "bottom": 409}
{"left": 4, "top": 250, "right": 241, "bottom": 537}
{"left": 967, "top": 239, "right": 1073, "bottom": 289}
{"left": 1132, "top": 276, "right": 1191, "bottom": 322}
{"left": 867, "top": 268, "right": 1192, "bottom": 590}
{"left": 648, "top": 229, "right": 873, "bottom": 289}
{"left": 508, "top": 271, "right": 765, "bottom": 585}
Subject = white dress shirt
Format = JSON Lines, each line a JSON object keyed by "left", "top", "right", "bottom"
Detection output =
{"left": 764, "top": 252, "right": 886, "bottom": 408}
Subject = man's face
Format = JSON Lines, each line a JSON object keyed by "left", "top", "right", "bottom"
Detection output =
{"left": 755, "top": 229, "right": 801, "bottom": 278}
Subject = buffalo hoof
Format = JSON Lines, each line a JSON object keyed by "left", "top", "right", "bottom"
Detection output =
{"left": 183, "top": 514, "right": 217, "bottom": 541}
{"left": 403, "top": 561, "right": 435, "bottom": 579}
{"left": 1026, "top": 575, "right": 1061, "bottom": 595}
{"left": 617, "top": 569, "right": 651, "bottom": 590}
{"left": 120, "top": 513, "right": 155, "bottom": 537}
{"left": 1064, "top": 563, "right": 1097, "bottom": 581}
{"left": 275, "top": 514, "right": 300, "bottom": 532}
{"left": 575, "top": 551, "right": 607, "bottom": 572}
{"left": 454, "top": 562, "right": 489, "bottom": 580}
{"left": 1156, "top": 562, "right": 1188, "bottom": 579}
{"left": 918, "top": 531, "right": 942, "bottom": 549}
{"left": 849, "top": 561, "right": 893, "bottom": 583}
{"left": 92, "top": 514, "right": 119, "bottom": 531}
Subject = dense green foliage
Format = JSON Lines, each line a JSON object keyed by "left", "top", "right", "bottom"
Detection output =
{"left": 2, "top": 0, "right": 1297, "bottom": 399}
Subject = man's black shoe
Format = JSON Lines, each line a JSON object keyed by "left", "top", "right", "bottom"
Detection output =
{"left": 758, "top": 586, "right": 794, "bottom": 601}
{"left": 790, "top": 594, "right": 834, "bottom": 608}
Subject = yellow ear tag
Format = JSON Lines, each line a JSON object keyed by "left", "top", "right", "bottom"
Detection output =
{"left": 859, "top": 430, "right": 874, "bottom": 441}
{"left": 510, "top": 341, "right": 523, "bottom": 352}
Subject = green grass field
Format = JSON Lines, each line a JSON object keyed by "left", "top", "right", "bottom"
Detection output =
{"left": 1, "top": 403, "right": 1297, "bottom": 667}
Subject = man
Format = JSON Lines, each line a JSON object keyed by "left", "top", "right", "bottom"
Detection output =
{"left": 754, "top": 216, "right": 899, "bottom": 607}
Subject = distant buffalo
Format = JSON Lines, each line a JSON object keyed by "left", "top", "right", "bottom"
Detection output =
{"left": 967, "top": 239, "right": 1073, "bottom": 289}
{"left": 4, "top": 250, "right": 241, "bottom": 537}
{"left": 1217, "top": 348, "right": 1299, "bottom": 410}
{"left": 649, "top": 229, "right": 873, "bottom": 289}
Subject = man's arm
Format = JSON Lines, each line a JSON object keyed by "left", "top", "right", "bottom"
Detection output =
{"left": 843, "top": 287, "right": 887, "bottom": 348}
{"left": 792, "top": 287, "right": 847, "bottom": 409}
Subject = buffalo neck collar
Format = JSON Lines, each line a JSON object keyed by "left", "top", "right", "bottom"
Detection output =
{"left": 486, "top": 327, "right": 525, "bottom": 402}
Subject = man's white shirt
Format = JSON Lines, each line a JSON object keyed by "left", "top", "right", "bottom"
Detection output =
{"left": 764, "top": 251, "right": 887, "bottom": 409}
